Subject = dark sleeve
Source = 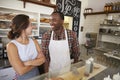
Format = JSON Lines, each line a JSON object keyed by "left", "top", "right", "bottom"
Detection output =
{"left": 41, "top": 33, "right": 50, "bottom": 72}
{"left": 71, "top": 32, "right": 80, "bottom": 63}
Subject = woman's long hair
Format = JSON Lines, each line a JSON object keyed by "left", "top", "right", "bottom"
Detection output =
{"left": 8, "top": 14, "right": 29, "bottom": 40}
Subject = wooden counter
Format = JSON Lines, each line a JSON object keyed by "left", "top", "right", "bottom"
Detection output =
{"left": 59, "top": 63, "right": 107, "bottom": 80}
{"left": 29, "top": 63, "right": 107, "bottom": 80}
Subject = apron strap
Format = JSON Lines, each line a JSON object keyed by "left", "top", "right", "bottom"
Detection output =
{"left": 50, "top": 30, "right": 54, "bottom": 40}
{"left": 65, "top": 29, "right": 68, "bottom": 40}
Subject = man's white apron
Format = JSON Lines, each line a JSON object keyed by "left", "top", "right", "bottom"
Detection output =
{"left": 48, "top": 29, "right": 71, "bottom": 77}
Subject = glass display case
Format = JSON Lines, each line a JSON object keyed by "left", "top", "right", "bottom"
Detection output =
{"left": 0, "top": 7, "right": 39, "bottom": 37}
{"left": 28, "top": 61, "right": 108, "bottom": 80}
{"left": 39, "top": 14, "right": 51, "bottom": 38}
{"left": 95, "top": 21, "right": 120, "bottom": 61}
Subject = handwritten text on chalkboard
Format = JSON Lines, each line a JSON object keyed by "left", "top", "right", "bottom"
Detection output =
{"left": 56, "top": 0, "right": 81, "bottom": 37}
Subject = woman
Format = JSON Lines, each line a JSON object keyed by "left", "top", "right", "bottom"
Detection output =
{"left": 7, "top": 14, "right": 45, "bottom": 80}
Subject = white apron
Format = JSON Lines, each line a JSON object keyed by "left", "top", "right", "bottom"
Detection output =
{"left": 49, "top": 29, "right": 71, "bottom": 77}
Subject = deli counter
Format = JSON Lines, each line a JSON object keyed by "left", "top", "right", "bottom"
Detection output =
{"left": 28, "top": 60, "right": 120, "bottom": 80}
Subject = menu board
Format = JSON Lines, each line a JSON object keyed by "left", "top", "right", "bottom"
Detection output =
{"left": 56, "top": 0, "right": 81, "bottom": 37}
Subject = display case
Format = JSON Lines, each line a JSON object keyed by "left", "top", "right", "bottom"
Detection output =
{"left": 95, "top": 20, "right": 120, "bottom": 61}
{"left": 28, "top": 61, "right": 107, "bottom": 80}
{"left": 39, "top": 14, "right": 51, "bottom": 38}
{"left": 97, "top": 23, "right": 120, "bottom": 46}
{"left": 0, "top": 7, "right": 39, "bottom": 37}
{"left": 0, "top": 19, "right": 11, "bottom": 37}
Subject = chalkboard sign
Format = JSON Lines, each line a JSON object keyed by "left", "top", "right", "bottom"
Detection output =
{"left": 56, "top": 0, "right": 81, "bottom": 37}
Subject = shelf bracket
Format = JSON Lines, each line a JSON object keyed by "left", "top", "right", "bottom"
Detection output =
{"left": 23, "top": 0, "right": 26, "bottom": 8}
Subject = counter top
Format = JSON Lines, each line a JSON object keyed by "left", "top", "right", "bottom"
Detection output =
{"left": 28, "top": 61, "right": 85, "bottom": 80}
{"left": 28, "top": 62, "right": 107, "bottom": 80}
{"left": 58, "top": 63, "right": 107, "bottom": 80}
{"left": 89, "top": 66, "right": 120, "bottom": 80}
{"left": 94, "top": 47, "right": 113, "bottom": 52}
{"left": 104, "top": 53, "right": 120, "bottom": 60}
{"left": 28, "top": 59, "right": 120, "bottom": 80}
{"left": 0, "top": 59, "right": 11, "bottom": 69}
{"left": 92, "top": 49, "right": 120, "bottom": 80}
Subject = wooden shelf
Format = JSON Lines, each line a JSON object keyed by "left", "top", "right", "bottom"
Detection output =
{"left": 84, "top": 11, "right": 120, "bottom": 18}
{"left": 99, "top": 33, "right": 120, "bottom": 37}
{"left": 21, "top": 0, "right": 56, "bottom": 8}
{"left": 100, "top": 24, "right": 120, "bottom": 26}
{"left": 104, "top": 53, "right": 120, "bottom": 60}
{"left": 94, "top": 47, "right": 112, "bottom": 52}
{"left": 0, "top": 28, "right": 10, "bottom": 31}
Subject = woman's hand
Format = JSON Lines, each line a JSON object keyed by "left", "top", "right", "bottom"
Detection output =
{"left": 37, "top": 51, "right": 44, "bottom": 58}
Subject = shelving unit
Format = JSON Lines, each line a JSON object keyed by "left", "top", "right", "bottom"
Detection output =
{"left": 0, "top": 19, "right": 11, "bottom": 22}
{"left": 99, "top": 33, "right": 120, "bottom": 37}
{"left": 83, "top": 10, "right": 120, "bottom": 18}
{"left": 40, "top": 23, "right": 50, "bottom": 26}
{"left": 0, "top": 29, "right": 10, "bottom": 37}
{"left": 100, "top": 24, "right": 120, "bottom": 26}
{"left": 0, "top": 7, "right": 53, "bottom": 40}
{"left": 94, "top": 47, "right": 112, "bottom": 52}
{"left": 39, "top": 14, "right": 51, "bottom": 38}
{"left": 104, "top": 53, "right": 120, "bottom": 60}
{"left": 99, "top": 24, "right": 120, "bottom": 37}
{"left": 95, "top": 22, "right": 120, "bottom": 60}
{"left": 0, "top": 7, "right": 39, "bottom": 37}
{"left": 97, "top": 24, "right": 120, "bottom": 43}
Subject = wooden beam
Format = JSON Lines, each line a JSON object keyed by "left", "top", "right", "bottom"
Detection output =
{"left": 20, "top": 0, "right": 56, "bottom": 8}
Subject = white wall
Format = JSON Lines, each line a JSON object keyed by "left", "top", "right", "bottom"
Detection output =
{"left": 78, "top": 0, "right": 88, "bottom": 44}
{"left": 87, "top": 0, "right": 120, "bottom": 12}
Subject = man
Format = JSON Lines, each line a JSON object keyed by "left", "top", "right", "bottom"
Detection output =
{"left": 41, "top": 11, "right": 80, "bottom": 76}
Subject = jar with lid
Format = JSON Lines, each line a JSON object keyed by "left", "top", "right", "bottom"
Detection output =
{"left": 106, "top": 3, "right": 110, "bottom": 12}
{"left": 109, "top": 2, "right": 113, "bottom": 11}
{"left": 104, "top": 3, "right": 107, "bottom": 11}
{"left": 116, "top": 2, "right": 119, "bottom": 11}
